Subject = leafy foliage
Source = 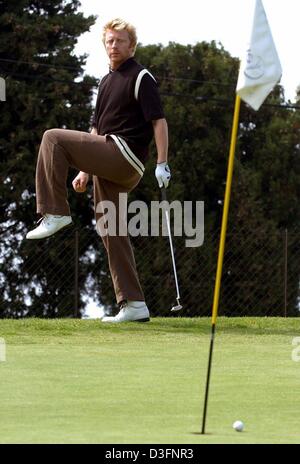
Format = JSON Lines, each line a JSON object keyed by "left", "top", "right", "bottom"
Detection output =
{"left": 1, "top": 8, "right": 300, "bottom": 316}
{"left": 0, "top": 0, "right": 97, "bottom": 316}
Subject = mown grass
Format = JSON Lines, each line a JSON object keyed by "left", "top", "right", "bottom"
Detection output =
{"left": 0, "top": 317, "right": 299, "bottom": 444}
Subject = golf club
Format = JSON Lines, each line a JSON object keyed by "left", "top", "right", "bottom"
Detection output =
{"left": 161, "top": 187, "right": 182, "bottom": 312}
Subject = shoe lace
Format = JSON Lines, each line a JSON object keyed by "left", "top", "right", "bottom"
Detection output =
{"left": 37, "top": 214, "right": 50, "bottom": 227}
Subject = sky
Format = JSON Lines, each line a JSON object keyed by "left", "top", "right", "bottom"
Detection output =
{"left": 75, "top": 0, "right": 300, "bottom": 102}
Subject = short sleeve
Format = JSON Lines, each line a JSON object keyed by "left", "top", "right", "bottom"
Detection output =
{"left": 137, "top": 73, "right": 165, "bottom": 122}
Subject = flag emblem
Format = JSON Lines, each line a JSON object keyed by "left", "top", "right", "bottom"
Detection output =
{"left": 244, "top": 50, "right": 264, "bottom": 80}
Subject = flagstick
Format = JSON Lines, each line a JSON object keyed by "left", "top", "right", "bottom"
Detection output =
{"left": 201, "top": 94, "right": 241, "bottom": 434}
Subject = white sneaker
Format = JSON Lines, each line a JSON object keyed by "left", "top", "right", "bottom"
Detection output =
{"left": 101, "top": 301, "right": 150, "bottom": 323}
{"left": 26, "top": 214, "right": 72, "bottom": 239}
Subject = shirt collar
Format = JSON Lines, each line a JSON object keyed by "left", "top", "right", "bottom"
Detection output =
{"left": 109, "top": 57, "right": 135, "bottom": 73}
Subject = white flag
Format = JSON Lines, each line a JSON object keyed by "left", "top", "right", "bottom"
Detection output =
{"left": 236, "top": 0, "right": 282, "bottom": 111}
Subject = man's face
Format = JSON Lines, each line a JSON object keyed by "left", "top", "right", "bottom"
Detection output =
{"left": 104, "top": 29, "right": 135, "bottom": 70}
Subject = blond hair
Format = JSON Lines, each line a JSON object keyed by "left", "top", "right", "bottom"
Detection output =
{"left": 102, "top": 18, "right": 137, "bottom": 51}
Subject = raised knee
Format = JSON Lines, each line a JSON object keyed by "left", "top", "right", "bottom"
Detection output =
{"left": 43, "top": 128, "right": 61, "bottom": 144}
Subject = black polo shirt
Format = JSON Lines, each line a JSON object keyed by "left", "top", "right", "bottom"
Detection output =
{"left": 92, "top": 57, "right": 165, "bottom": 165}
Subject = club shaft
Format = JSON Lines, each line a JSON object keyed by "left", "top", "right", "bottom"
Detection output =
{"left": 164, "top": 208, "right": 180, "bottom": 300}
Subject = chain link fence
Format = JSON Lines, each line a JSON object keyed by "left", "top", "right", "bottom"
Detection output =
{"left": 136, "top": 227, "right": 299, "bottom": 317}
{"left": 0, "top": 225, "right": 299, "bottom": 318}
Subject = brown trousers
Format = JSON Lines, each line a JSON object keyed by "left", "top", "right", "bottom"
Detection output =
{"left": 35, "top": 128, "right": 145, "bottom": 304}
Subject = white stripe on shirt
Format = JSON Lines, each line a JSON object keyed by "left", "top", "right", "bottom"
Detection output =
{"left": 134, "top": 69, "right": 156, "bottom": 100}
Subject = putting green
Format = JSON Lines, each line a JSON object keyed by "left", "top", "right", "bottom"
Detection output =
{"left": 0, "top": 317, "right": 299, "bottom": 444}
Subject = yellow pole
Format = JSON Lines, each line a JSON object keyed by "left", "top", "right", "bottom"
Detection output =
{"left": 201, "top": 94, "right": 241, "bottom": 434}
{"left": 211, "top": 94, "right": 241, "bottom": 325}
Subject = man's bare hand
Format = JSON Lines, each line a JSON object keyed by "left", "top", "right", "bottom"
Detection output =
{"left": 72, "top": 172, "right": 89, "bottom": 193}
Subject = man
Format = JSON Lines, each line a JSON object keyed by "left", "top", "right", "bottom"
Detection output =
{"left": 26, "top": 18, "right": 170, "bottom": 322}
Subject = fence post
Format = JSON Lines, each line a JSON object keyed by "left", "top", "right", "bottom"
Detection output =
{"left": 74, "top": 229, "right": 79, "bottom": 318}
{"left": 284, "top": 228, "right": 288, "bottom": 318}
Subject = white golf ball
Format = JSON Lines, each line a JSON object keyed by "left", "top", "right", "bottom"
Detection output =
{"left": 233, "top": 420, "right": 244, "bottom": 432}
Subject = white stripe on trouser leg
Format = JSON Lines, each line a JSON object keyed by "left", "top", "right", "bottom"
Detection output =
{"left": 109, "top": 135, "right": 145, "bottom": 177}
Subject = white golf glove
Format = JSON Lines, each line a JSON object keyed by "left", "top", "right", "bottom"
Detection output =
{"left": 155, "top": 162, "right": 171, "bottom": 188}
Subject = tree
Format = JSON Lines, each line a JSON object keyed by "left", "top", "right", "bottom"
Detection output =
{"left": 132, "top": 42, "right": 300, "bottom": 316}
{"left": 1, "top": 28, "right": 299, "bottom": 317}
{"left": 224, "top": 94, "right": 300, "bottom": 316}
{"left": 0, "top": 0, "right": 97, "bottom": 316}
{"left": 133, "top": 41, "right": 240, "bottom": 315}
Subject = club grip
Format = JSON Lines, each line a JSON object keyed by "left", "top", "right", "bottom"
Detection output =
{"left": 161, "top": 187, "right": 167, "bottom": 202}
